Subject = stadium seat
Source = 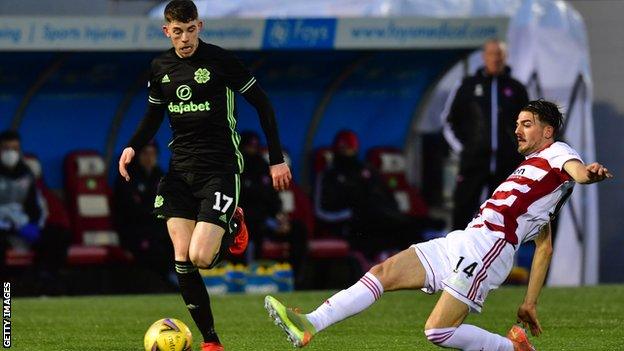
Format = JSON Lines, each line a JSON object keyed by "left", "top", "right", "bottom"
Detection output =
{"left": 4, "top": 249, "right": 35, "bottom": 266}
{"left": 366, "top": 147, "right": 429, "bottom": 217}
{"left": 309, "top": 146, "right": 352, "bottom": 258}
{"left": 64, "top": 150, "right": 119, "bottom": 246}
{"left": 262, "top": 183, "right": 350, "bottom": 260}
{"left": 259, "top": 183, "right": 306, "bottom": 260}
{"left": 312, "top": 146, "right": 334, "bottom": 182}
{"left": 260, "top": 148, "right": 349, "bottom": 260}
{"left": 24, "top": 154, "right": 72, "bottom": 231}
{"left": 62, "top": 151, "right": 132, "bottom": 265}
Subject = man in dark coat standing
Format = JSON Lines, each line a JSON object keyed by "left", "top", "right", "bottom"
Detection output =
{"left": 443, "top": 39, "right": 529, "bottom": 229}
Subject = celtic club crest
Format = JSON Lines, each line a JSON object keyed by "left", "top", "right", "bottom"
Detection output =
{"left": 194, "top": 68, "right": 210, "bottom": 84}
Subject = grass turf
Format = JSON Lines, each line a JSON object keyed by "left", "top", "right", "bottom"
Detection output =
{"left": 12, "top": 285, "right": 624, "bottom": 350}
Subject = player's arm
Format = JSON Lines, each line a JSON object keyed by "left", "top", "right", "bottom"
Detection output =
{"left": 217, "top": 46, "right": 291, "bottom": 190}
{"left": 517, "top": 222, "right": 553, "bottom": 337}
{"left": 242, "top": 84, "right": 292, "bottom": 191}
{"left": 120, "top": 59, "right": 166, "bottom": 182}
{"left": 119, "top": 104, "right": 165, "bottom": 181}
{"left": 563, "top": 159, "right": 613, "bottom": 184}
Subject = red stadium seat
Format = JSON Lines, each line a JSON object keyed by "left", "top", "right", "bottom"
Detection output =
{"left": 5, "top": 249, "right": 35, "bottom": 266}
{"left": 259, "top": 148, "right": 349, "bottom": 260}
{"left": 62, "top": 151, "right": 131, "bottom": 265}
{"left": 260, "top": 182, "right": 310, "bottom": 260}
{"left": 64, "top": 151, "right": 118, "bottom": 246}
{"left": 23, "top": 154, "right": 71, "bottom": 231}
{"left": 309, "top": 146, "right": 352, "bottom": 258}
{"left": 66, "top": 244, "right": 132, "bottom": 265}
{"left": 366, "top": 147, "right": 429, "bottom": 217}
{"left": 6, "top": 245, "right": 132, "bottom": 267}
{"left": 312, "top": 146, "right": 334, "bottom": 175}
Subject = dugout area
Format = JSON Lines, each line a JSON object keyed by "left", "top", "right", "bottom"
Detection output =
{"left": 1, "top": 49, "right": 467, "bottom": 191}
{"left": 1, "top": 2, "right": 601, "bottom": 291}
{"left": 1, "top": 47, "right": 470, "bottom": 294}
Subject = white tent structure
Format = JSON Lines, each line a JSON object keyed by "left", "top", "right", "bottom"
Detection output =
{"left": 150, "top": 0, "right": 597, "bottom": 286}
{"left": 409, "top": 0, "right": 596, "bottom": 287}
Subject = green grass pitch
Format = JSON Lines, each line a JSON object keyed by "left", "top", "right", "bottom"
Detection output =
{"left": 12, "top": 285, "right": 624, "bottom": 350}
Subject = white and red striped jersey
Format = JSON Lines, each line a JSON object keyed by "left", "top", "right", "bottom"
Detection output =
{"left": 468, "top": 142, "right": 582, "bottom": 246}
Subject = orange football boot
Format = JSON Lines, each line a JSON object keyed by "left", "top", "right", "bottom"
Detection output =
{"left": 200, "top": 341, "right": 224, "bottom": 351}
{"left": 507, "top": 325, "right": 536, "bottom": 351}
{"left": 228, "top": 207, "right": 248, "bottom": 255}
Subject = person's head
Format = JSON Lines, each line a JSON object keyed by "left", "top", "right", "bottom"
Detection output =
{"left": 240, "top": 131, "right": 261, "bottom": 156}
{"left": 163, "top": 0, "right": 202, "bottom": 58}
{"left": 138, "top": 141, "right": 159, "bottom": 171}
{"left": 515, "top": 99, "right": 564, "bottom": 155}
{"left": 0, "top": 130, "right": 22, "bottom": 169}
{"left": 482, "top": 39, "right": 507, "bottom": 76}
{"left": 332, "top": 130, "right": 359, "bottom": 157}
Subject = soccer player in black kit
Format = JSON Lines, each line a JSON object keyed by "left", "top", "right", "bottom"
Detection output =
{"left": 118, "top": 1, "right": 292, "bottom": 350}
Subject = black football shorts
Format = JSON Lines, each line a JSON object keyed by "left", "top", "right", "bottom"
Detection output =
{"left": 153, "top": 171, "right": 240, "bottom": 231}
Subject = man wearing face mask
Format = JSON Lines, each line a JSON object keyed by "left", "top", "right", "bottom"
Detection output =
{"left": 0, "top": 130, "right": 44, "bottom": 275}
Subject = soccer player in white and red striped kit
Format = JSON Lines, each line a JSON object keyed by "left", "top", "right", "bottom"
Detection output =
{"left": 265, "top": 99, "right": 613, "bottom": 350}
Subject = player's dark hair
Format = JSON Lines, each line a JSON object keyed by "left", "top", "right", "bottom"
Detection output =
{"left": 0, "top": 129, "right": 20, "bottom": 144}
{"left": 164, "top": 0, "right": 198, "bottom": 23}
{"left": 521, "top": 99, "right": 564, "bottom": 138}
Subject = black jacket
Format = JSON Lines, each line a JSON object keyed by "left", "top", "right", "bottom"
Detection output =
{"left": 315, "top": 155, "right": 399, "bottom": 224}
{"left": 239, "top": 153, "right": 281, "bottom": 225}
{"left": 445, "top": 66, "right": 528, "bottom": 176}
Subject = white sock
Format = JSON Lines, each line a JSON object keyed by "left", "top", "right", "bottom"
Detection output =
{"left": 425, "top": 325, "right": 513, "bottom": 351}
{"left": 306, "top": 272, "right": 383, "bottom": 332}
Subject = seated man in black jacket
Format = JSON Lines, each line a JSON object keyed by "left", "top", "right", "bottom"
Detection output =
{"left": 113, "top": 141, "right": 175, "bottom": 287}
{"left": 315, "top": 130, "right": 444, "bottom": 260}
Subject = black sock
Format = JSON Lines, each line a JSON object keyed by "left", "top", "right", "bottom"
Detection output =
{"left": 175, "top": 261, "right": 220, "bottom": 343}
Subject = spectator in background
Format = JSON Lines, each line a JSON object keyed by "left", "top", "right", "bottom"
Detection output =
{"left": 238, "top": 131, "right": 307, "bottom": 284}
{"left": 443, "top": 39, "right": 529, "bottom": 230}
{"left": 22, "top": 153, "right": 71, "bottom": 294}
{"left": 315, "top": 130, "right": 443, "bottom": 261}
{"left": 0, "top": 130, "right": 68, "bottom": 290}
{"left": 113, "top": 141, "right": 175, "bottom": 287}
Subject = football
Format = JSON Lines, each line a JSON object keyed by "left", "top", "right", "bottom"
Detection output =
{"left": 143, "top": 318, "right": 193, "bottom": 351}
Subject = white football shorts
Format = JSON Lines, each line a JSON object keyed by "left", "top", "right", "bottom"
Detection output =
{"left": 412, "top": 228, "right": 515, "bottom": 313}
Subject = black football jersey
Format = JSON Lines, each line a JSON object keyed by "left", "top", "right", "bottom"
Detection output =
{"left": 148, "top": 40, "right": 256, "bottom": 174}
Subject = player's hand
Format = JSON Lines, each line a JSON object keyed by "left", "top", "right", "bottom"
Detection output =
{"left": 270, "top": 162, "right": 292, "bottom": 191}
{"left": 517, "top": 302, "right": 542, "bottom": 336}
{"left": 118, "top": 147, "right": 135, "bottom": 182}
{"left": 586, "top": 162, "right": 613, "bottom": 183}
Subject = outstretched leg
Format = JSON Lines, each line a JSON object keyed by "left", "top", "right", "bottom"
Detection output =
{"left": 265, "top": 248, "right": 427, "bottom": 347}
